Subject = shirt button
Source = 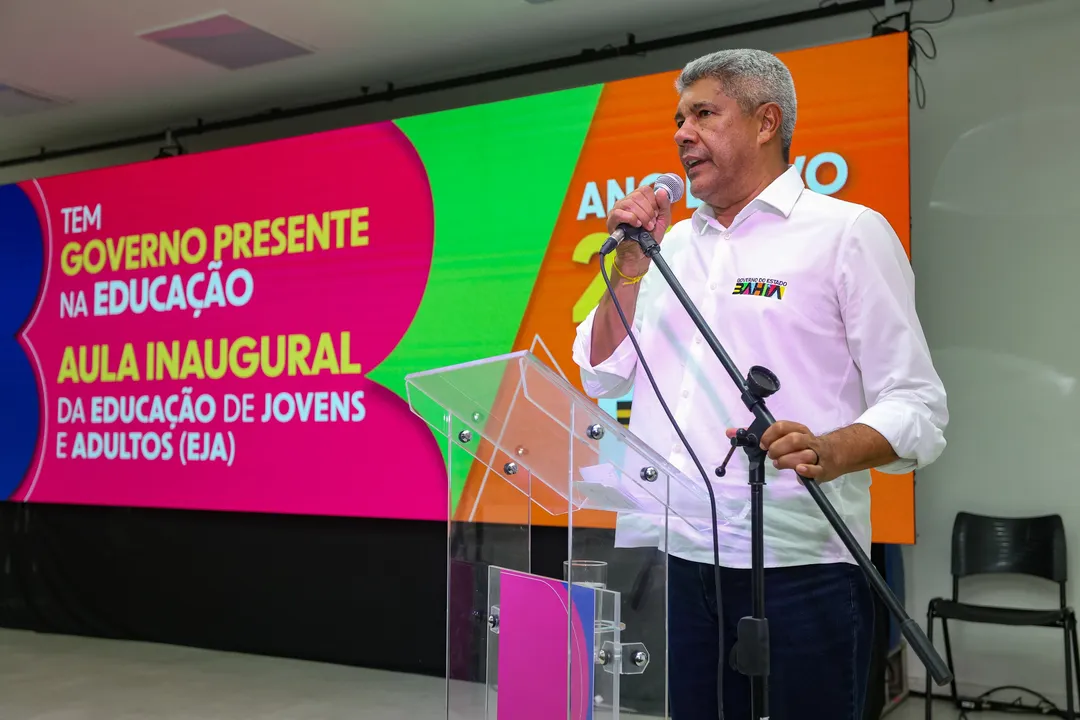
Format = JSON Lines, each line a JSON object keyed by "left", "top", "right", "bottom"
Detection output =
{"left": 694, "top": 336, "right": 702, "bottom": 344}
{"left": 681, "top": 390, "right": 689, "bottom": 398}
{"left": 710, "top": 282, "right": 718, "bottom": 291}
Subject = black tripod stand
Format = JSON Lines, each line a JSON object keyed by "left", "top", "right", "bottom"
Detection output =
{"left": 622, "top": 227, "right": 953, "bottom": 719}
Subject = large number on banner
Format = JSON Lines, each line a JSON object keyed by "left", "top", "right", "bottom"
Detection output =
{"left": 571, "top": 227, "right": 672, "bottom": 323}
{"left": 572, "top": 232, "right": 614, "bottom": 323}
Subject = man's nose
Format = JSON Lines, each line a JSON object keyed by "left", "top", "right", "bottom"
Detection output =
{"left": 674, "top": 123, "right": 696, "bottom": 145}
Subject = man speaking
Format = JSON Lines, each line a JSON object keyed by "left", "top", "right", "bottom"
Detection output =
{"left": 571, "top": 49, "right": 948, "bottom": 719}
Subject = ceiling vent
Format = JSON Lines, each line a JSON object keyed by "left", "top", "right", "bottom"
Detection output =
{"left": 138, "top": 12, "right": 312, "bottom": 70}
{"left": 0, "top": 83, "right": 65, "bottom": 117}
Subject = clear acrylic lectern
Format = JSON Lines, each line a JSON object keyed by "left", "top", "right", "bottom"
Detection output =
{"left": 406, "top": 349, "right": 727, "bottom": 720}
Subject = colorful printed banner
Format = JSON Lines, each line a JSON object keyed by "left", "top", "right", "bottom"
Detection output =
{"left": 0, "top": 33, "right": 915, "bottom": 542}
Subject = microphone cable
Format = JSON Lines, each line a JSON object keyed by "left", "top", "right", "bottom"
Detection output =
{"left": 598, "top": 252, "right": 727, "bottom": 718}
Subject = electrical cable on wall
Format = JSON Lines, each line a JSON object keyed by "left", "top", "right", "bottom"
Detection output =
{"left": 821, "top": 0, "right": 956, "bottom": 108}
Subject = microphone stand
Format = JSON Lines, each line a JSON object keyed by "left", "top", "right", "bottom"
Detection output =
{"left": 621, "top": 227, "right": 952, "bottom": 720}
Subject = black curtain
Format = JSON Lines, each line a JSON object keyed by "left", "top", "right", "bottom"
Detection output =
{"left": 0, "top": 502, "right": 894, "bottom": 718}
{"left": 0, "top": 502, "right": 448, "bottom": 674}
{"left": 0, "top": 502, "right": 672, "bottom": 712}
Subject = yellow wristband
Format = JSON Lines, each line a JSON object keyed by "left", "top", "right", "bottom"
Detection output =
{"left": 613, "top": 261, "right": 647, "bottom": 284}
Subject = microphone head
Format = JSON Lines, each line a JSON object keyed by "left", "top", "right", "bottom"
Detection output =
{"left": 653, "top": 173, "right": 685, "bottom": 203}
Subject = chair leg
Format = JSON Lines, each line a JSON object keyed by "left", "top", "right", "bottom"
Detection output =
{"left": 1072, "top": 617, "right": 1080, "bottom": 705}
{"left": 940, "top": 617, "right": 959, "bottom": 704}
{"left": 1062, "top": 613, "right": 1080, "bottom": 720}
{"left": 1065, "top": 618, "right": 1076, "bottom": 720}
{"left": 925, "top": 605, "right": 935, "bottom": 720}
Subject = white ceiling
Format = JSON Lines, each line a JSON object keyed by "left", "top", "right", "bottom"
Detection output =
{"left": 0, "top": 0, "right": 817, "bottom": 160}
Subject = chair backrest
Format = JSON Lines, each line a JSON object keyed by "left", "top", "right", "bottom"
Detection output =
{"left": 951, "top": 512, "right": 1067, "bottom": 585}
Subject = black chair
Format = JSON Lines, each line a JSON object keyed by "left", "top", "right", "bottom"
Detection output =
{"left": 926, "top": 512, "right": 1080, "bottom": 718}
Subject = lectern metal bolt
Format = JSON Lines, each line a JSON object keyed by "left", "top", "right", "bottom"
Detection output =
{"left": 487, "top": 615, "right": 498, "bottom": 629}
{"left": 587, "top": 424, "right": 605, "bottom": 440}
{"left": 515, "top": 446, "right": 527, "bottom": 456}
{"left": 640, "top": 466, "right": 658, "bottom": 482}
{"left": 472, "top": 412, "right": 483, "bottom": 422}
{"left": 504, "top": 462, "right": 519, "bottom": 476}
{"left": 458, "top": 430, "right": 472, "bottom": 444}
{"left": 597, "top": 649, "right": 609, "bottom": 665}
{"left": 632, "top": 651, "right": 649, "bottom": 667}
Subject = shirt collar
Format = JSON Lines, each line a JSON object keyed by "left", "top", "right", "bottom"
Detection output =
{"left": 691, "top": 165, "right": 805, "bottom": 234}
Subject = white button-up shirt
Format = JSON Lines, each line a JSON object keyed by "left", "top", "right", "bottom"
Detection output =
{"left": 572, "top": 166, "right": 948, "bottom": 569}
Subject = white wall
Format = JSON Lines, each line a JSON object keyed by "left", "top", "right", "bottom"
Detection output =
{"left": 2, "top": 0, "right": 1078, "bottom": 705}
{"left": 905, "top": 0, "right": 1080, "bottom": 704}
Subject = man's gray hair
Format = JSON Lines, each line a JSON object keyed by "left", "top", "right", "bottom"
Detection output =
{"left": 676, "top": 48, "right": 797, "bottom": 157}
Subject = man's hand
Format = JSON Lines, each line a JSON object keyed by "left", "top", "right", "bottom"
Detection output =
{"left": 756, "top": 421, "right": 834, "bottom": 482}
{"left": 726, "top": 422, "right": 834, "bottom": 482}
{"left": 726, "top": 421, "right": 901, "bottom": 483}
{"left": 606, "top": 185, "right": 672, "bottom": 278}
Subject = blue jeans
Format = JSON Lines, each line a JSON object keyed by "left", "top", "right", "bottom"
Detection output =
{"left": 668, "top": 555, "right": 874, "bottom": 720}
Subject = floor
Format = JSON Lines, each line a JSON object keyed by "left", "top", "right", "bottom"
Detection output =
{"left": 0, "top": 629, "right": 1028, "bottom": 719}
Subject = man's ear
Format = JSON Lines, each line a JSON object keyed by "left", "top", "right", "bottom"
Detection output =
{"left": 758, "top": 102, "right": 783, "bottom": 147}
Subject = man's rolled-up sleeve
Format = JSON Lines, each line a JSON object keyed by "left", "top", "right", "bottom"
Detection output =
{"left": 838, "top": 210, "right": 949, "bottom": 474}
{"left": 572, "top": 304, "right": 640, "bottom": 400}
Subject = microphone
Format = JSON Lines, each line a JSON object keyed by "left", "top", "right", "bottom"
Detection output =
{"left": 599, "top": 173, "right": 685, "bottom": 256}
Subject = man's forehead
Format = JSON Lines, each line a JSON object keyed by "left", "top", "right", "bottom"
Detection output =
{"left": 675, "top": 78, "right": 728, "bottom": 113}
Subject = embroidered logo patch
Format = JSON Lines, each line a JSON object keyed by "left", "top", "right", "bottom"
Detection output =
{"left": 732, "top": 277, "right": 787, "bottom": 300}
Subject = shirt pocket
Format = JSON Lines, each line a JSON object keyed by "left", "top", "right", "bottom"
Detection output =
{"left": 724, "top": 263, "right": 844, "bottom": 343}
